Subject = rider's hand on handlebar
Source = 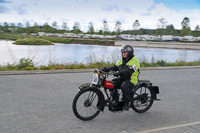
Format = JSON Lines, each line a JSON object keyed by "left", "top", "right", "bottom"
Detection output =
{"left": 101, "top": 67, "right": 108, "bottom": 72}
{"left": 113, "top": 71, "right": 121, "bottom": 77}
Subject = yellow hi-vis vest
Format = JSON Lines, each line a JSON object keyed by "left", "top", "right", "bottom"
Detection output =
{"left": 116, "top": 56, "right": 140, "bottom": 85}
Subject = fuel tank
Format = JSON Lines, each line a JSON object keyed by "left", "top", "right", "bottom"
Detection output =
{"left": 104, "top": 80, "right": 114, "bottom": 89}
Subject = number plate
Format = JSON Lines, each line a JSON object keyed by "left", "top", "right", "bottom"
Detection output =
{"left": 92, "top": 73, "right": 99, "bottom": 85}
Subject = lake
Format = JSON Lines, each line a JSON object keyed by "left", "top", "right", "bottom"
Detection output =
{"left": 0, "top": 40, "right": 200, "bottom": 66}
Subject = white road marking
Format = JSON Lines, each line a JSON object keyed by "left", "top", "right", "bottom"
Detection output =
{"left": 119, "top": 121, "right": 200, "bottom": 133}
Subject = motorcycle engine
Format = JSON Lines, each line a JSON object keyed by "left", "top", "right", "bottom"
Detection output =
{"left": 111, "top": 100, "right": 124, "bottom": 111}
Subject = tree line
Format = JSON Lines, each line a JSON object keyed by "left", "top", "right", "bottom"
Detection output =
{"left": 0, "top": 17, "right": 200, "bottom": 37}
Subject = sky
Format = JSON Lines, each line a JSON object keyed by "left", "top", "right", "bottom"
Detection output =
{"left": 0, "top": 0, "right": 200, "bottom": 32}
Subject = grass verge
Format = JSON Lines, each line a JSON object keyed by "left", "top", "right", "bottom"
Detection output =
{"left": 0, "top": 58, "right": 200, "bottom": 71}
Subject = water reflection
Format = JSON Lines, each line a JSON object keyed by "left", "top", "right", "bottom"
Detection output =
{"left": 0, "top": 40, "right": 200, "bottom": 66}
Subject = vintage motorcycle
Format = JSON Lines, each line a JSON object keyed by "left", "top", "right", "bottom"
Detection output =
{"left": 72, "top": 69, "right": 160, "bottom": 121}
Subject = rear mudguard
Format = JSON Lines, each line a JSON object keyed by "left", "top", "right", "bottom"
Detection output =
{"left": 134, "top": 81, "right": 160, "bottom": 101}
{"left": 149, "top": 86, "right": 160, "bottom": 101}
{"left": 78, "top": 84, "right": 105, "bottom": 112}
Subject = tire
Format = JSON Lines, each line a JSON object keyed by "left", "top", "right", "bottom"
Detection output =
{"left": 131, "top": 86, "right": 154, "bottom": 113}
{"left": 72, "top": 87, "right": 103, "bottom": 121}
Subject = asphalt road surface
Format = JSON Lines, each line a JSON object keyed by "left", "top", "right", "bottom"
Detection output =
{"left": 0, "top": 68, "right": 200, "bottom": 133}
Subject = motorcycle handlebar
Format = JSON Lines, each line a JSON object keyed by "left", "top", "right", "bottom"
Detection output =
{"left": 98, "top": 69, "right": 118, "bottom": 76}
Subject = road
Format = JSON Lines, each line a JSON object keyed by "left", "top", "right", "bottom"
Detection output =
{"left": 0, "top": 68, "right": 200, "bottom": 133}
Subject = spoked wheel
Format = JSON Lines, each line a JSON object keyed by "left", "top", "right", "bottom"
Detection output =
{"left": 131, "top": 86, "right": 154, "bottom": 113}
{"left": 72, "top": 88, "right": 102, "bottom": 121}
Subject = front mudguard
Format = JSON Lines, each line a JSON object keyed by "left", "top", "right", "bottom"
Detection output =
{"left": 78, "top": 84, "right": 106, "bottom": 112}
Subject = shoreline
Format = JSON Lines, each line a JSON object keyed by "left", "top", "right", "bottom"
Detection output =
{"left": 115, "top": 41, "right": 200, "bottom": 50}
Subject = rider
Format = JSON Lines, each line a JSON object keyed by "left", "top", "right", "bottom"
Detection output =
{"left": 102, "top": 45, "right": 140, "bottom": 110}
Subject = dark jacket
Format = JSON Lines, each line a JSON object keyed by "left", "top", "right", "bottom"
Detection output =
{"left": 106, "top": 56, "right": 140, "bottom": 85}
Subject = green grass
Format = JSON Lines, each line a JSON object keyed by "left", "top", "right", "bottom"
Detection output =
{"left": 14, "top": 38, "right": 54, "bottom": 45}
{"left": 0, "top": 33, "right": 24, "bottom": 40}
{"left": 140, "top": 59, "right": 200, "bottom": 67}
{"left": 0, "top": 33, "right": 114, "bottom": 46}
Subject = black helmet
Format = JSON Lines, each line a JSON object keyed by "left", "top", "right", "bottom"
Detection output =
{"left": 120, "top": 45, "right": 134, "bottom": 57}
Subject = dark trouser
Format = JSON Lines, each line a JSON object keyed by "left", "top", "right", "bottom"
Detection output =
{"left": 111, "top": 78, "right": 134, "bottom": 104}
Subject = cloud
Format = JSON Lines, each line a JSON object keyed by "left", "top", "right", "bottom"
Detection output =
{"left": 102, "top": 5, "right": 119, "bottom": 11}
{"left": 0, "top": 0, "right": 200, "bottom": 30}
{"left": 0, "top": 5, "right": 9, "bottom": 13}
{"left": 141, "top": 4, "right": 155, "bottom": 16}
{"left": 32, "top": 0, "right": 39, "bottom": 6}
{"left": 75, "top": 0, "right": 88, "bottom": 3}
{"left": 0, "top": 0, "right": 11, "bottom": 13}
{"left": 102, "top": 4, "right": 132, "bottom": 13}
{"left": 122, "top": 8, "right": 132, "bottom": 13}
{"left": 0, "top": 0, "right": 11, "bottom": 3}
{"left": 13, "top": 4, "right": 28, "bottom": 15}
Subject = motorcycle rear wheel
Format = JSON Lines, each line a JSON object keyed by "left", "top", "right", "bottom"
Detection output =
{"left": 72, "top": 88, "right": 102, "bottom": 121}
{"left": 131, "top": 86, "right": 154, "bottom": 113}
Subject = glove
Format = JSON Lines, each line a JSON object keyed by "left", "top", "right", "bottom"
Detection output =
{"left": 102, "top": 67, "right": 108, "bottom": 72}
{"left": 113, "top": 71, "right": 121, "bottom": 77}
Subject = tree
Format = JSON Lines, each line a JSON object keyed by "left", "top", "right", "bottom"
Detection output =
{"left": 115, "top": 21, "right": 122, "bottom": 35}
{"left": 180, "top": 17, "right": 191, "bottom": 36}
{"left": 52, "top": 21, "right": 58, "bottom": 29}
{"left": 62, "top": 22, "right": 69, "bottom": 31}
{"left": 166, "top": 24, "right": 176, "bottom": 35}
{"left": 0, "top": 25, "right": 3, "bottom": 32}
{"left": 33, "top": 22, "right": 40, "bottom": 33}
{"left": 88, "top": 21, "right": 95, "bottom": 35}
{"left": 181, "top": 17, "right": 190, "bottom": 28}
{"left": 51, "top": 21, "right": 58, "bottom": 33}
{"left": 195, "top": 25, "right": 200, "bottom": 31}
{"left": 155, "top": 28, "right": 166, "bottom": 35}
{"left": 133, "top": 20, "right": 140, "bottom": 30}
{"left": 158, "top": 17, "right": 167, "bottom": 29}
{"left": 3, "top": 22, "right": 10, "bottom": 32}
{"left": 43, "top": 22, "right": 52, "bottom": 32}
{"left": 102, "top": 20, "right": 109, "bottom": 35}
{"left": 72, "top": 21, "right": 81, "bottom": 34}
{"left": 17, "top": 23, "right": 23, "bottom": 28}
{"left": 25, "top": 22, "right": 31, "bottom": 34}
{"left": 26, "top": 22, "right": 30, "bottom": 28}
{"left": 180, "top": 27, "right": 191, "bottom": 36}
{"left": 10, "top": 23, "right": 16, "bottom": 33}
{"left": 3, "top": 22, "right": 9, "bottom": 32}
{"left": 193, "top": 25, "right": 200, "bottom": 37}
{"left": 16, "top": 23, "right": 24, "bottom": 33}
{"left": 98, "top": 29, "right": 103, "bottom": 35}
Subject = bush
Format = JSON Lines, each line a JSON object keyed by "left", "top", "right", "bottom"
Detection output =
{"left": 156, "top": 60, "right": 167, "bottom": 66}
{"left": 55, "top": 65, "right": 65, "bottom": 69}
{"left": 16, "top": 58, "right": 35, "bottom": 70}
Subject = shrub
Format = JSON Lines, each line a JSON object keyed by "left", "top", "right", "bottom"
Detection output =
{"left": 23, "top": 66, "right": 36, "bottom": 70}
{"left": 55, "top": 65, "right": 65, "bottom": 70}
{"left": 5, "top": 64, "right": 16, "bottom": 70}
{"left": 40, "top": 65, "right": 50, "bottom": 70}
{"left": 156, "top": 60, "right": 167, "bottom": 66}
{"left": 16, "top": 58, "right": 35, "bottom": 69}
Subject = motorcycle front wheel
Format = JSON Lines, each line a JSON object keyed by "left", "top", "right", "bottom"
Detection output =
{"left": 131, "top": 86, "right": 154, "bottom": 113}
{"left": 72, "top": 88, "right": 102, "bottom": 121}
